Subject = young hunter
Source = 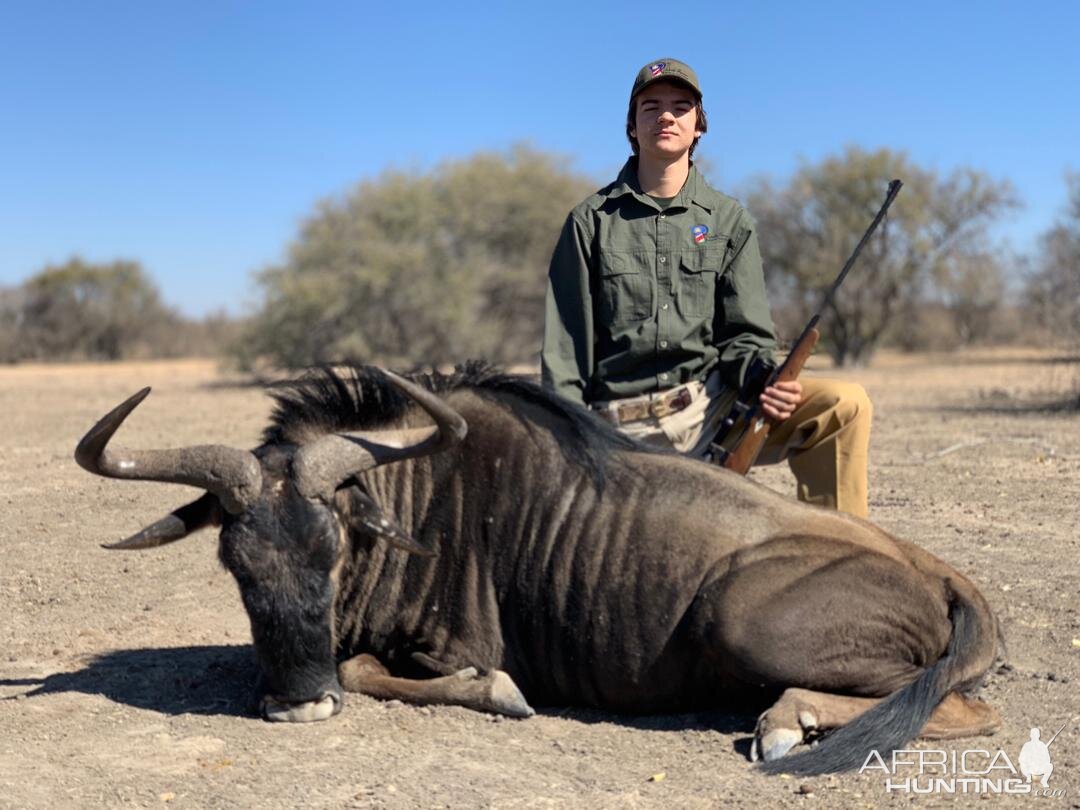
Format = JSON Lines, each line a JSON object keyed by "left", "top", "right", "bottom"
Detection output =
{"left": 541, "top": 57, "right": 873, "bottom": 518}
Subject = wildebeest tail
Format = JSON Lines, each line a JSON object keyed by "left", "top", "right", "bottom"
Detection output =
{"left": 759, "top": 581, "right": 995, "bottom": 776}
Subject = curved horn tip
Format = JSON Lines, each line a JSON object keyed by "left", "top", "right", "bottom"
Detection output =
{"left": 101, "top": 531, "right": 176, "bottom": 551}
{"left": 380, "top": 369, "right": 467, "bottom": 441}
{"left": 112, "top": 386, "right": 153, "bottom": 413}
{"left": 101, "top": 541, "right": 159, "bottom": 551}
{"left": 74, "top": 387, "right": 154, "bottom": 471}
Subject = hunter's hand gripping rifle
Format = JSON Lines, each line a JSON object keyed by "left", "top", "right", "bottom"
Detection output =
{"left": 708, "top": 179, "right": 903, "bottom": 473}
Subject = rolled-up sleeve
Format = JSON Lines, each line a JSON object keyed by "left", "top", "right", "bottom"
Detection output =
{"left": 541, "top": 213, "right": 594, "bottom": 406}
{"left": 714, "top": 214, "right": 777, "bottom": 389}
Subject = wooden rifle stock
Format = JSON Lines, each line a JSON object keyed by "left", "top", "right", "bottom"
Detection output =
{"left": 720, "top": 327, "right": 820, "bottom": 474}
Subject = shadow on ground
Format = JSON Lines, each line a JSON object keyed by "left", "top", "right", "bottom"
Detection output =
{"left": 908, "top": 390, "right": 1079, "bottom": 416}
{"left": 1, "top": 644, "right": 257, "bottom": 717}
{"left": 918, "top": 353, "right": 1080, "bottom": 369}
{"left": 201, "top": 376, "right": 269, "bottom": 391}
{"left": 938, "top": 397, "right": 1079, "bottom": 415}
{"left": 2, "top": 644, "right": 761, "bottom": 755}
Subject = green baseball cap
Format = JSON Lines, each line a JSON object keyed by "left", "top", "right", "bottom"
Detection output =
{"left": 630, "top": 58, "right": 702, "bottom": 102}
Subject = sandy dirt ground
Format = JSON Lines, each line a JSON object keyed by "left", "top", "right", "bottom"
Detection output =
{"left": 0, "top": 351, "right": 1077, "bottom": 809}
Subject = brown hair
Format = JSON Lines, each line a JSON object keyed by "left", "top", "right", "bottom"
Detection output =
{"left": 626, "top": 84, "right": 708, "bottom": 158}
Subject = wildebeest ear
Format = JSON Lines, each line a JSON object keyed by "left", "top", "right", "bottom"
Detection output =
{"left": 103, "top": 492, "right": 222, "bottom": 550}
{"left": 344, "top": 489, "right": 436, "bottom": 558}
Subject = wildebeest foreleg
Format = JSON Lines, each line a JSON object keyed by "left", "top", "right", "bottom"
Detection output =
{"left": 337, "top": 654, "right": 535, "bottom": 718}
{"left": 752, "top": 688, "right": 1002, "bottom": 762}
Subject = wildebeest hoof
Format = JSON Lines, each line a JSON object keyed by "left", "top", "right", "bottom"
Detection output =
{"left": 752, "top": 727, "right": 803, "bottom": 762}
{"left": 486, "top": 670, "right": 534, "bottom": 718}
{"left": 750, "top": 689, "right": 819, "bottom": 762}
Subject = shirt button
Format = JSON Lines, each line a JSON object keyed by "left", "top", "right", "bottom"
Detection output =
{"left": 659, "top": 256, "right": 666, "bottom": 263}
{"left": 659, "top": 214, "right": 666, "bottom": 219}
{"left": 661, "top": 303, "right": 669, "bottom": 310}
{"left": 659, "top": 340, "right": 668, "bottom": 348}
{"left": 659, "top": 373, "right": 669, "bottom": 380}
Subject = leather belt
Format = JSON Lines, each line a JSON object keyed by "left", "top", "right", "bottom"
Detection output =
{"left": 598, "top": 385, "right": 694, "bottom": 425}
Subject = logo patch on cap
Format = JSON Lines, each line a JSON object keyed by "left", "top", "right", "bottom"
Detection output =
{"left": 691, "top": 224, "right": 709, "bottom": 244}
{"left": 649, "top": 62, "right": 666, "bottom": 77}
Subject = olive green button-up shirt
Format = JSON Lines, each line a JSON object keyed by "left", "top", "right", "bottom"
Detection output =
{"left": 541, "top": 158, "right": 777, "bottom": 407}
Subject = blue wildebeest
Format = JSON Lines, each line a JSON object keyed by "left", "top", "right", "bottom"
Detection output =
{"left": 75, "top": 363, "right": 1002, "bottom": 774}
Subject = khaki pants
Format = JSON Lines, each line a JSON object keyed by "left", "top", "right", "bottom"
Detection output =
{"left": 600, "top": 374, "right": 873, "bottom": 518}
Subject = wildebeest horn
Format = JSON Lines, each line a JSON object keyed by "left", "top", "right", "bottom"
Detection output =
{"left": 292, "top": 369, "right": 467, "bottom": 500}
{"left": 102, "top": 493, "right": 223, "bottom": 550}
{"left": 75, "top": 387, "right": 263, "bottom": 515}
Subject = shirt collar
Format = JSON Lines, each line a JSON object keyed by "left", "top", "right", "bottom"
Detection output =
{"left": 610, "top": 157, "right": 717, "bottom": 213}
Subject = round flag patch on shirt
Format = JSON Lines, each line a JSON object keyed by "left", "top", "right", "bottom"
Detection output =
{"left": 691, "top": 224, "right": 709, "bottom": 244}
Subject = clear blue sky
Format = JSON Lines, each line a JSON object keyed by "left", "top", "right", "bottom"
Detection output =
{"left": 2, "top": 1, "right": 1077, "bottom": 316}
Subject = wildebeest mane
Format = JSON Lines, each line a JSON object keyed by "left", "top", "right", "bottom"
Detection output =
{"left": 263, "top": 361, "right": 665, "bottom": 486}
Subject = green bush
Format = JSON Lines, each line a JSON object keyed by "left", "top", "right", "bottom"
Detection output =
{"left": 234, "top": 144, "right": 596, "bottom": 370}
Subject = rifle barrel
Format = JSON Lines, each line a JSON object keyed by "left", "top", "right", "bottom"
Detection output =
{"left": 1046, "top": 721, "right": 1068, "bottom": 748}
{"left": 819, "top": 179, "right": 903, "bottom": 315}
{"left": 768, "top": 179, "right": 902, "bottom": 388}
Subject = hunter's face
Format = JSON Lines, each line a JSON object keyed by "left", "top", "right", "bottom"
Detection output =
{"left": 631, "top": 82, "right": 701, "bottom": 162}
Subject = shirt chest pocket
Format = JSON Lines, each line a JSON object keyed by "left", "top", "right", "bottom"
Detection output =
{"left": 677, "top": 245, "right": 726, "bottom": 317}
{"left": 597, "top": 250, "right": 653, "bottom": 326}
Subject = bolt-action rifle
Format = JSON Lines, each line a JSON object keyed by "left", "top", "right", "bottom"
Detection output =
{"left": 708, "top": 179, "right": 903, "bottom": 473}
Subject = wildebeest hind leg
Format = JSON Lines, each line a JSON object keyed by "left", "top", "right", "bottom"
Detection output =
{"left": 752, "top": 688, "right": 1002, "bottom": 762}
{"left": 919, "top": 692, "right": 1001, "bottom": 739}
{"left": 338, "top": 653, "right": 535, "bottom": 717}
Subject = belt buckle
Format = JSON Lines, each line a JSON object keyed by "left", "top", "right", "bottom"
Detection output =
{"left": 673, "top": 387, "right": 693, "bottom": 411}
{"left": 651, "top": 386, "right": 692, "bottom": 419}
